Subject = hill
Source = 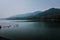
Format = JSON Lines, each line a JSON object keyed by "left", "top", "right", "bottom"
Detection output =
{"left": 6, "top": 8, "right": 60, "bottom": 21}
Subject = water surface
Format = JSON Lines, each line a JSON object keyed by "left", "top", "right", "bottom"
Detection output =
{"left": 0, "top": 20, "right": 60, "bottom": 40}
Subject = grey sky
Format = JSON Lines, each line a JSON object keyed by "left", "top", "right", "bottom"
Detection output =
{"left": 0, "top": 0, "right": 60, "bottom": 18}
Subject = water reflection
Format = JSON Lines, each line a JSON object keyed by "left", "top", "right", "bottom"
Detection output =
{"left": 0, "top": 21, "right": 60, "bottom": 40}
{"left": 0, "top": 24, "right": 19, "bottom": 29}
{"left": 45, "top": 22, "right": 60, "bottom": 28}
{"left": 0, "top": 21, "right": 60, "bottom": 29}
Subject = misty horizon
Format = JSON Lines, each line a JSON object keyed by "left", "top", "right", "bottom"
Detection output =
{"left": 0, "top": 0, "right": 60, "bottom": 18}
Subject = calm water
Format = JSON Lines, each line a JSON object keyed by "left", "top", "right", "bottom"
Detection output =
{"left": 0, "top": 20, "right": 60, "bottom": 40}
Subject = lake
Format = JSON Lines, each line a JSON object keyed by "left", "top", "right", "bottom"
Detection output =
{"left": 0, "top": 20, "right": 60, "bottom": 40}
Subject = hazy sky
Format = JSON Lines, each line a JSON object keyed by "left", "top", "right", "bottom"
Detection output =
{"left": 0, "top": 0, "right": 60, "bottom": 18}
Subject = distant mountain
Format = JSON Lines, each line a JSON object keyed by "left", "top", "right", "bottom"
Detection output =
{"left": 40, "top": 8, "right": 60, "bottom": 15}
{"left": 6, "top": 8, "right": 60, "bottom": 21}
{"left": 11, "top": 11, "right": 42, "bottom": 18}
{"left": 41, "top": 8, "right": 60, "bottom": 17}
{"left": 38, "top": 8, "right": 60, "bottom": 21}
{"left": 6, "top": 11, "right": 42, "bottom": 20}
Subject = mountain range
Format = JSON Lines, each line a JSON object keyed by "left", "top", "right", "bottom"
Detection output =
{"left": 6, "top": 8, "right": 60, "bottom": 21}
